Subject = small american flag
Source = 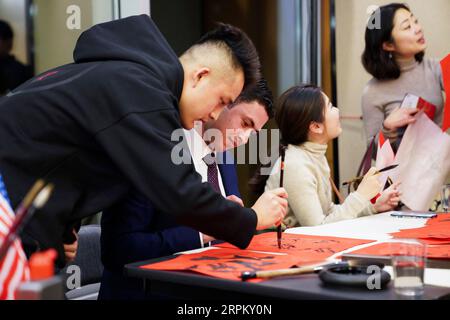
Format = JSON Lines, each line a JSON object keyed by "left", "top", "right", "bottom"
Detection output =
{"left": 0, "top": 174, "right": 30, "bottom": 300}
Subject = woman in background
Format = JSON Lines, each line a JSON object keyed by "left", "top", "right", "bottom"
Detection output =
{"left": 257, "top": 85, "right": 400, "bottom": 227}
{"left": 361, "top": 3, "right": 444, "bottom": 148}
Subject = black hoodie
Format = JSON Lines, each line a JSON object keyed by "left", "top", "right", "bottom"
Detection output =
{"left": 0, "top": 15, "right": 256, "bottom": 266}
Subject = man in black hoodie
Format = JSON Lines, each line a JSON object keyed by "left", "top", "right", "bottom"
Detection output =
{"left": 0, "top": 15, "right": 287, "bottom": 266}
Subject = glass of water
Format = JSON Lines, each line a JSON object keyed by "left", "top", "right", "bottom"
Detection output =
{"left": 441, "top": 184, "right": 450, "bottom": 213}
{"left": 389, "top": 239, "right": 427, "bottom": 298}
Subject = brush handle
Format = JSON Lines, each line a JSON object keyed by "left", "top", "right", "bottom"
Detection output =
{"left": 241, "top": 265, "right": 318, "bottom": 281}
{"left": 240, "top": 261, "right": 353, "bottom": 281}
{"left": 343, "top": 165, "right": 399, "bottom": 186}
{"left": 277, "top": 147, "right": 286, "bottom": 248}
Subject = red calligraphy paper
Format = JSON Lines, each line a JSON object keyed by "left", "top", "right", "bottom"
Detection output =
{"left": 391, "top": 215, "right": 450, "bottom": 241}
{"left": 140, "top": 248, "right": 302, "bottom": 281}
{"left": 426, "top": 245, "right": 450, "bottom": 259}
{"left": 216, "top": 233, "right": 374, "bottom": 264}
{"left": 348, "top": 242, "right": 450, "bottom": 259}
{"left": 426, "top": 214, "right": 450, "bottom": 226}
{"left": 411, "top": 238, "right": 450, "bottom": 245}
{"left": 392, "top": 228, "right": 450, "bottom": 240}
{"left": 441, "top": 54, "right": 450, "bottom": 132}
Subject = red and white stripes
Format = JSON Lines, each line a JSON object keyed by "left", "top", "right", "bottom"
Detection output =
{"left": 0, "top": 195, "right": 30, "bottom": 300}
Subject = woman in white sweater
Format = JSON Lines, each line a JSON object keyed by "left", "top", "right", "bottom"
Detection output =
{"left": 263, "top": 85, "right": 401, "bottom": 227}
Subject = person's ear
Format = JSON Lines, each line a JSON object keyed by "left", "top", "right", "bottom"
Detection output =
{"left": 192, "top": 67, "right": 210, "bottom": 88}
{"left": 309, "top": 122, "right": 324, "bottom": 135}
{"left": 382, "top": 41, "right": 395, "bottom": 52}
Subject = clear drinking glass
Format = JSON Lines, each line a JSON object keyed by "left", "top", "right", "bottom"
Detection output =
{"left": 389, "top": 239, "right": 427, "bottom": 298}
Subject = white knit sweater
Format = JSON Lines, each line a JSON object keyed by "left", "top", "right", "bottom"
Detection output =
{"left": 362, "top": 57, "right": 444, "bottom": 144}
{"left": 265, "top": 142, "right": 376, "bottom": 227}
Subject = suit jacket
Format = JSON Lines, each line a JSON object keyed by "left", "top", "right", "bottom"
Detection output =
{"left": 99, "top": 152, "right": 240, "bottom": 299}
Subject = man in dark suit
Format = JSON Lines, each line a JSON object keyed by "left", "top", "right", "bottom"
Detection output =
{"left": 99, "top": 80, "right": 273, "bottom": 299}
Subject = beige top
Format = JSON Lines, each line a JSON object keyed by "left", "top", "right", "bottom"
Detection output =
{"left": 362, "top": 57, "right": 444, "bottom": 144}
{"left": 265, "top": 142, "right": 376, "bottom": 227}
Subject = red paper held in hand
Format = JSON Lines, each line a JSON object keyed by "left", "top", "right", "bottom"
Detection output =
{"left": 441, "top": 54, "right": 450, "bottom": 132}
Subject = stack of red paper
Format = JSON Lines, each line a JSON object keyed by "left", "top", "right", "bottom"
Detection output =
{"left": 349, "top": 215, "right": 450, "bottom": 259}
{"left": 391, "top": 214, "right": 450, "bottom": 259}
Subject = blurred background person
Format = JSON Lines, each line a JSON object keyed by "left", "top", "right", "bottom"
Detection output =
{"left": 0, "top": 20, "right": 32, "bottom": 96}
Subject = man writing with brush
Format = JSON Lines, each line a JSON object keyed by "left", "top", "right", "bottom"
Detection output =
{"left": 0, "top": 15, "right": 288, "bottom": 267}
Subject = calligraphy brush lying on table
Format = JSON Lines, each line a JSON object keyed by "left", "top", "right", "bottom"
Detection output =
{"left": 241, "top": 260, "right": 359, "bottom": 281}
{"left": 342, "top": 164, "right": 399, "bottom": 187}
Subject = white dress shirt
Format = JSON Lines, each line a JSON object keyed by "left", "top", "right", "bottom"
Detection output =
{"left": 183, "top": 128, "right": 226, "bottom": 247}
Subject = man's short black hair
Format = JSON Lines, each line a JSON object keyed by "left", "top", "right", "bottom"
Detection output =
{"left": 0, "top": 20, "right": 13, "bottom": 41}
{"left": 196, "top": 23, "right": 261, "bottom": 89}
{"left": 233, "top": 78, "right": 274, "bottom": 118}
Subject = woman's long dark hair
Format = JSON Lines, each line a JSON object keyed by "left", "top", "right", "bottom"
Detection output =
{"left": 249, "top": 84, "right": 326, "bottom": 197}
{"left": 362, "top": 3, "right": 424, "bottom": 80}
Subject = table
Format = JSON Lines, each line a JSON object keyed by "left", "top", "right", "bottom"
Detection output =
{"left": 286, "top": 212, "right": 450, "bottom": 286}
{"left": 125, "top": 213, "right": 450, "bottom": 300}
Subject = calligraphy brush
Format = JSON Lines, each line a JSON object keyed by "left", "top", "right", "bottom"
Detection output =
{"left": 342, "top": 164, "right": 399, "bottom": 187}
{"left": 241, "top": 261, "right": 358, "bottom": 281}
{"left": 277, "top": 146, "right": 286, "bottom": 249}
{"left": 0, "top": 181, "right": 54, "bottom": 261}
